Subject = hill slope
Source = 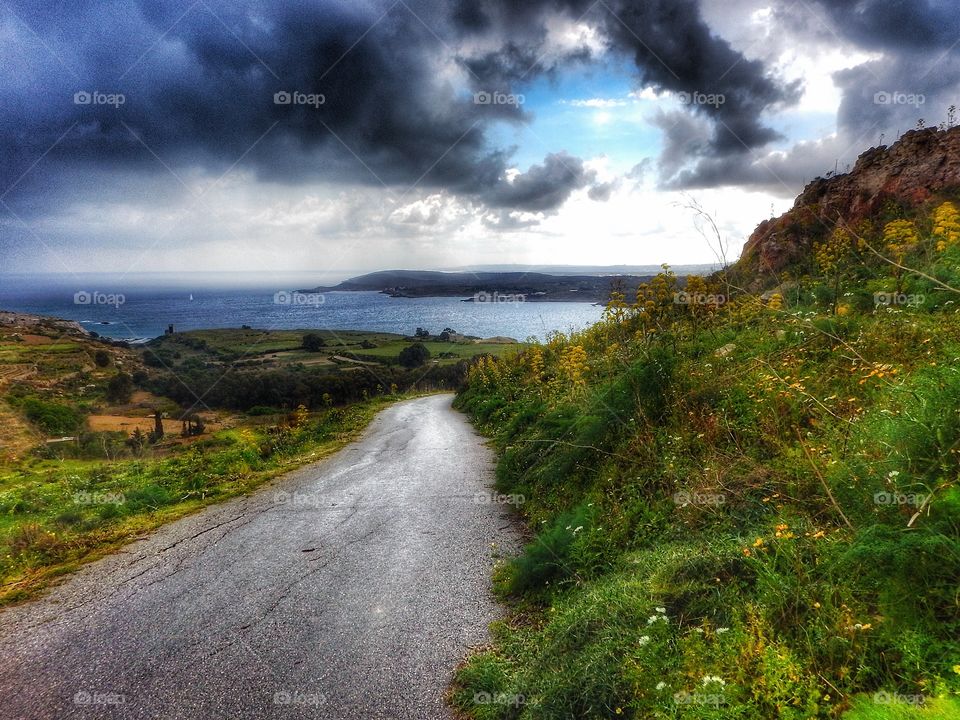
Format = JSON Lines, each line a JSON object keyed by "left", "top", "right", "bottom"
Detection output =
{"left": 734, "top": 125, "right": 960, "bottom": 288}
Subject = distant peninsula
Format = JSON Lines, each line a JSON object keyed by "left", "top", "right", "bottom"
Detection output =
{"left": 300, "top": 269, "right": 680, "bottom": 303}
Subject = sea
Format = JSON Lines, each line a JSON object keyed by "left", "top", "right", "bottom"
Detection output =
{"left": 0, "top": 272, "right": 605, "bottom": 343}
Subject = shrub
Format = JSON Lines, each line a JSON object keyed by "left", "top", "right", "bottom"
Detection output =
{"left": 505, "top": 505, "right": 593, "bottom": 596}
{"left": 21, "top": 398, "right": 82, "bottom": 435}
{"left": 105, "top": 372, "right": 134, "bottom": 403}
{"left": 399, "top": 342, "right": 431, "bottom": 368}
{"left": 302, "top": 333, "right": 326, "bottom": 352}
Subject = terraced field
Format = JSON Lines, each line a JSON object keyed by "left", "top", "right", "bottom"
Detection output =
{"left": 145, "top": 327, "right": 520, "bottom": 371}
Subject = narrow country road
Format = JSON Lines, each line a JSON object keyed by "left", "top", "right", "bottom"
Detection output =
{"left": 0, "top": 395, "right": 519, "bottom": 719}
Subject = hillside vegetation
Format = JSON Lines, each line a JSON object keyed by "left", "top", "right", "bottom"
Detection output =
{"left": 453, "top": 194, "right": 960, "bottom": 718}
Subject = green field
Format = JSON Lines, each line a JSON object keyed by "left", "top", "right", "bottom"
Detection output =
{"left": 147, "top": 328, "right": 521, "bottom": 369}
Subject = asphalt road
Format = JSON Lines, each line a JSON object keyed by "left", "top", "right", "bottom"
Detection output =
{"left": 0, "top": 394, "right": 519, "bottom": 719}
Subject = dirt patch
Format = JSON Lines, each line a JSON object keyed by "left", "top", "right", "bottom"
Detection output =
{"left": 87, "top": 414, "right": 225, "bottom": 435}
{"left": 20, "top": 335, "right": 53, "bottom": 346}
{"left": 0, "top": 400, "right": 40, "bottom": 461}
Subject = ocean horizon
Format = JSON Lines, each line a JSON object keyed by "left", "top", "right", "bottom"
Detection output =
{"left": 0, "top": 272, "right": 605, "bottom": 343}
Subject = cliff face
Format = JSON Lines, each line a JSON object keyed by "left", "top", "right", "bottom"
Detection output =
{"left": 735, "top": 126, "right": 960, "bottom": 284}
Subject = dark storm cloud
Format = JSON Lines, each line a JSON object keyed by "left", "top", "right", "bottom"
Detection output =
{"left": 0, "top": 0, "right": 814, "bottom": 235}
{"left": 1, "top": 0, "right": 798, "bottom": 206}
{"left": 788, "top": 0, "right": 960, "bottom": 138}
{"left": 2, "top": 1, "right": 505, "bottom": 191}
{"left": 453, "top": 0, "right": 800, "bottom": 155}
{"left": 483, "top": 152, "right": 594, "bottom": 211}
{"left": 599, "top": 0, "right": 799, "bottom": 153}
{"left": 663, "top": 0, "right": 960, "bottom": 192}
{"left": 803, "top": 0, "right": 960, "bottom": 52}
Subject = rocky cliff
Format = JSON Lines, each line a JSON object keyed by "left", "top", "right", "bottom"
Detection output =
{"left": 734, "top": 126, "right": 960, "bottom": 286}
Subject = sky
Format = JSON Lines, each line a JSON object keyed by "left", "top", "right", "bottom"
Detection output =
{"left": 0, "top": 0, "right": 957, "bottom": 277}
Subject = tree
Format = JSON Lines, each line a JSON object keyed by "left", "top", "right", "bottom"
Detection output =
{"left": 399, "top": 342, "right": 431, "bottom": 368}
{"left": 93, "top": 349, "right": 111, "bottom": 367}
{"left": 415, "top": 327, "right": 430, "bottom": 338}
{"left": 302, "top": 333, "right": 326, "bottom": 352}
{"left": 150, "top": 410, "right": 164, "bottom": 442}
{"left": 105, "top": 372, "right": 134, "bottom": 403}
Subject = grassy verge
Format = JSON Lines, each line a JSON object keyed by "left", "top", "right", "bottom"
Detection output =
{"left": 450, "top": 239, "right": 960, "bottom": 717}
{"left": 0, "top": 394, "right": 408, "bottom": 606}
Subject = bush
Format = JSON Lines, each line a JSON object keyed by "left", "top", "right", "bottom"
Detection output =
{"left": 93, "top": 349, "right": 111, "bottom": 367}
{"left": 302, "top": 333, "right": 326, "bottom": 352}
{"left": 105, "top": 372, "right": 134, "bottom": 403}
{"left": 246, "top": 405, "right": 280, "bottom": 416}
{"left": 21, "top": 398, "right": 82, "bottom": 435}
{"left": 399, "top": 342, "right": 431, "bottom": 368}
{"left": 505, "top": 506, "right": 593, "bottom": 596}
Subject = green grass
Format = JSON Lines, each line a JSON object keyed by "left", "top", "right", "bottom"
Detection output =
{"left": 348, "top": 340, "right": 518, "bottom": 361}
{"left": 451, "top": 221, "right": 960, "bottom": 718}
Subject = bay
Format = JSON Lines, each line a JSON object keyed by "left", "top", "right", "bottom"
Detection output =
{"left": 0, "top": 272, "right": 604, "bottom": 343}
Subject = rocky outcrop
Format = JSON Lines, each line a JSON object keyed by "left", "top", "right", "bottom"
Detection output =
{"left": 734, "top": 126, "right": 960, "bottom": 285}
